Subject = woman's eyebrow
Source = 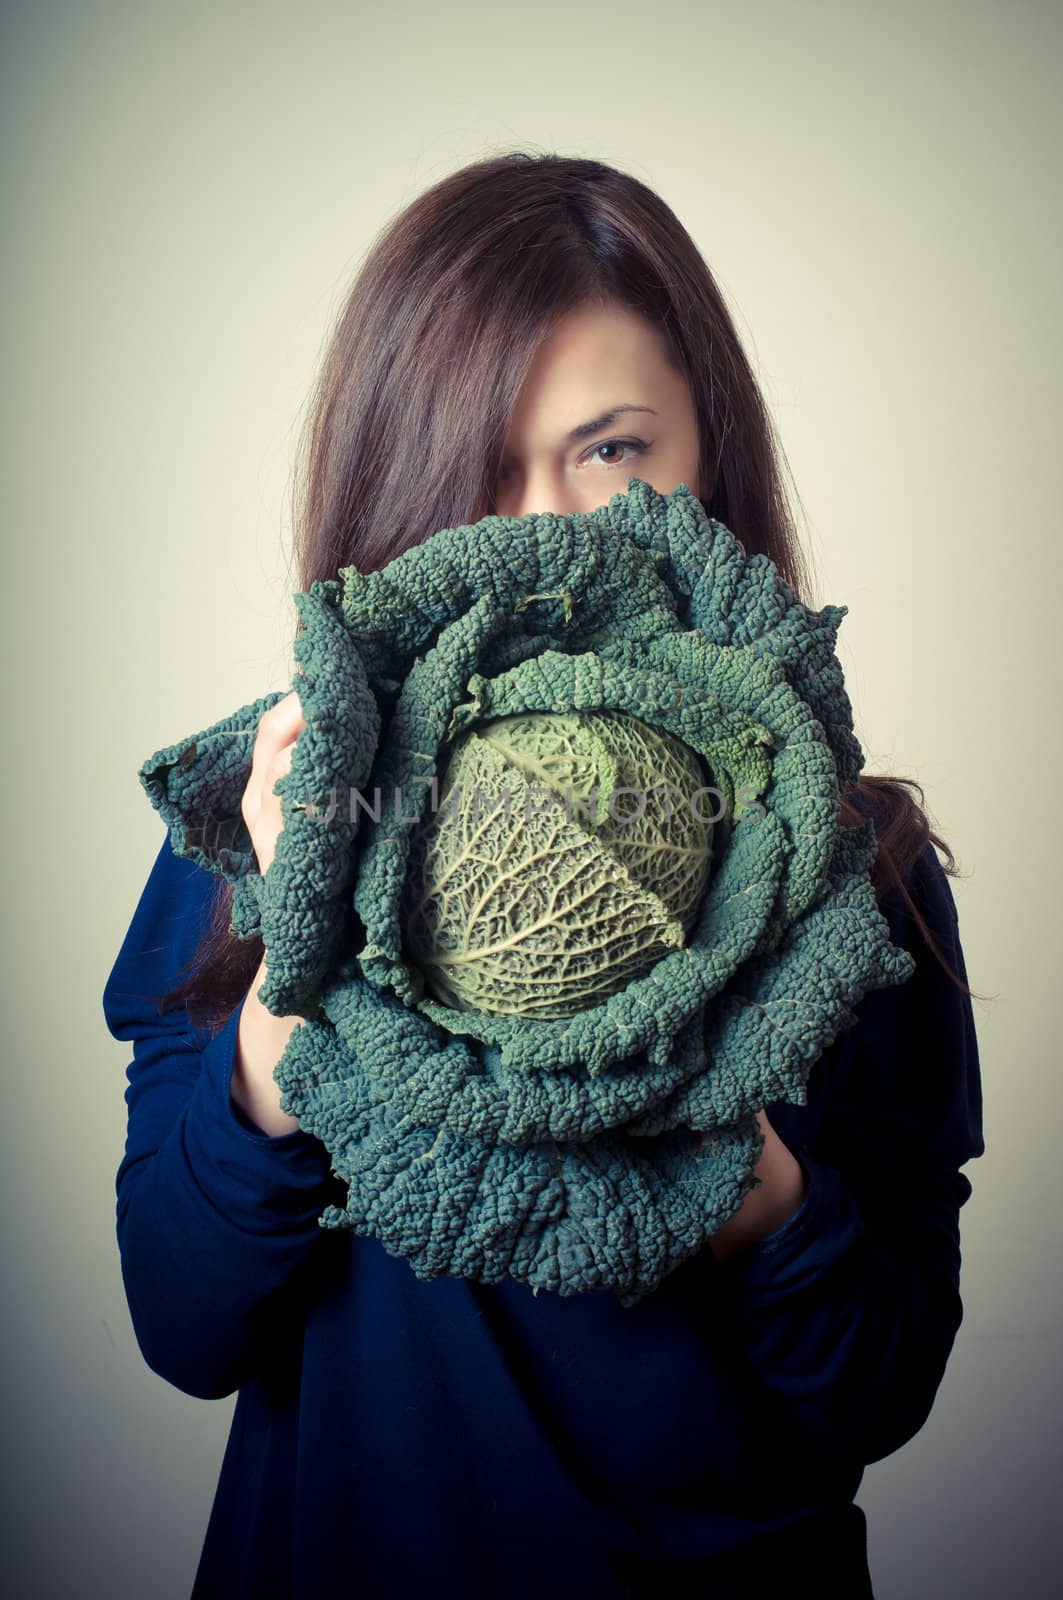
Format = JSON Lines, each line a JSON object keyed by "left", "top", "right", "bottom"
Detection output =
{"left": 564, "top": 405, "right": 658, "bottom": 443}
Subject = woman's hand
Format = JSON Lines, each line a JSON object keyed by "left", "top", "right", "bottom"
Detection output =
{"left": 240, "top": 690, "right": 306, "bottom": 876}
{"left": 705, "top": 1110, "right": 809, "bottom": 1264}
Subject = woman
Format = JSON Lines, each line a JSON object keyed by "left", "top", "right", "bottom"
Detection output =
{"left": 103, "top": 152, "right": 985, "bottom": 1599}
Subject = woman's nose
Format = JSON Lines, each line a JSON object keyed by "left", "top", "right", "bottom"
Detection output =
{"left": 496, "top": 469, "right": 594, "bottom": 520}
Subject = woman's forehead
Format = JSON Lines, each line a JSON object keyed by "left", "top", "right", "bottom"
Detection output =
{"left": 502, "top": 306, "right": 688, "bottom": 446}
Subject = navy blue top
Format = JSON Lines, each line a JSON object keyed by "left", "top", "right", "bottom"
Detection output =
{"left": 102, "top": 815, "right": 984, "bottom": 1600}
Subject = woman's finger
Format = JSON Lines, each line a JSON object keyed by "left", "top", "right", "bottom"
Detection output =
{"left": 248, "top": 691, "right": 305, "bottom": 790}
{"left": 262, "top": 690, "right": 306, "bottom": 748}
{"left": 268, "top": 740, "right": 296, "bottom": 788}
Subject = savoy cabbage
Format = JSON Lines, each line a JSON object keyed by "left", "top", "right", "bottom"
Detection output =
{"left": 138, "top": 479, "right": 914, "bottom": 1305}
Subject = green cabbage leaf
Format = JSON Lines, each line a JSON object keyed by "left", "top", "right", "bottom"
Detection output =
{"left": 403, "top": 710, "right": 714, "bottom": 1019}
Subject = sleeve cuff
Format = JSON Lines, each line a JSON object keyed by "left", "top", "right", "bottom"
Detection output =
{"left": 718, "top": 1149, "right": 866, "bottom": 1298}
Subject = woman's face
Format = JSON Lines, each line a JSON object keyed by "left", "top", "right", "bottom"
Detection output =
{"left": 491, "top": 298, "right": 702, "bottom": 519}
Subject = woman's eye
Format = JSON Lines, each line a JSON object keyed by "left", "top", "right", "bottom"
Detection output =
{"left": 584, "top": 438, "right": 649, "bottom": 467}
{"left": 494, "top": 437, "right": 650, "bottom": 498}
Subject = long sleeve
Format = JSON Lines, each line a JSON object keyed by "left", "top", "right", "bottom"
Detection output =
{"left": 102, "top": 831, "right": 340, "bottom": 1401}
{"left": 715, "top": 834, "right": 985, "bottom": 1473}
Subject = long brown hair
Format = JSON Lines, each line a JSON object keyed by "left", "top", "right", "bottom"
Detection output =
{"left": 160, "top": 150, "right": 983, "bottom": 1032}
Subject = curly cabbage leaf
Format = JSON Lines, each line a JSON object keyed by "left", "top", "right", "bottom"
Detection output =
{"left": 402, "top": 710, "right": 714, "bottom": 1018}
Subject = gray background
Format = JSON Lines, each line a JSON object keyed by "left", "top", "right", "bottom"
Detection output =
{"left": 3, "top": 1, "right": 1059, "bottom": 1595}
